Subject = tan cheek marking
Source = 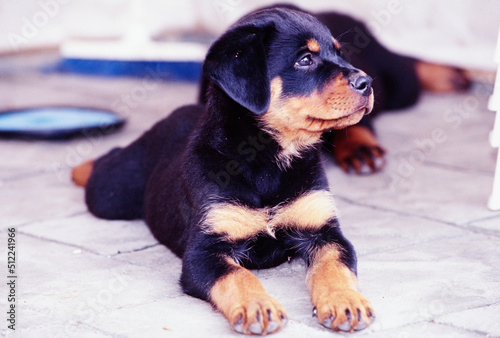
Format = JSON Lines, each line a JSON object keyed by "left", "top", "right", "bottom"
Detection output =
{"left": 261, "top": 78, "right": 327, "bottom": 162}
{"left": 306, "top": 38, "right": 321, "bottom": 53}
{"left": 204, "top": 203, "right": 270, "bottom": 240}
{"left": 263, "top": 77, "right": 323, "bottom": 166}
{"left": 271, "top": 190, "right": 337, "bottom": 230}
{"left": 269, "top": 76, "right": 283, "bottom": 105}
{"left": 262, "top": 75, "right": 365, "bottom": 159}
{"left": 264, "top": 76, "right": 366, "bottom": 134}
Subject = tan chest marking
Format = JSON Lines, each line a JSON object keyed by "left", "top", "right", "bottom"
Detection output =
{"left": 204, "top": 203, "right": 270, "bottom": 240}
{"left": 270, "top": 190, "right": 337, "bottom": 229}
{"left": 203, "top": 190, "right": 338, "bottom": 241}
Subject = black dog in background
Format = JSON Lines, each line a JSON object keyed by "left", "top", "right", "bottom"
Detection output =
{"left": 200, "top": 5, "right": 470, "bottom": 174}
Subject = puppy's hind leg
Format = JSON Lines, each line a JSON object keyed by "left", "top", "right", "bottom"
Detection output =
{"left": 82, "top": 146, "right": 148, "bottom": 220}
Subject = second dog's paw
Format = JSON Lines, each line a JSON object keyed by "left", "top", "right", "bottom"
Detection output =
{"left": 331, "top": 125, "right": 386, "bottom": 174}
{"left": 336, "top": 144, "right": 386, "bottom": 174}
{"left": 415, "top": 61, "right": 471, "bottom": 93}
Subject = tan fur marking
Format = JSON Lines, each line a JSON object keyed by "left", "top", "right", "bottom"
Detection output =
{"left": 261, "top": 76, "right": 373, "bottom": 168}
{"left": 271, "top": 190, "right": 337, "bottom": 230}
{"left": 332, "top": 38, "right": 342, "bottom": 51}
{"left": 306, "top": 245, "right": 357, "bottom": 291}
{"left": 307, "top": 38, "right": 321, "bottom": 53}
{"left": 211, "top": 258, "right": 287, "bottom": 334}
{"left": 205, "top": 191, "right": 337, "bottom": 240}
{"left": 415, "top": 61, "right": 470, "bottom": 92}
{"left": 71, "top": 160, "right": 94, "bottom": 187}
{"left": 204, "top": 203, "right": 269, "bottom": 240}
{"left": 307, "top": 245, "right": 375, "bottom": 332}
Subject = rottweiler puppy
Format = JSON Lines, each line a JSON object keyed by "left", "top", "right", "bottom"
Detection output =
{"left": 72, "top": 7, "right": 376, "bottom": 335}
{"left": 199, "top": 5, "right": 471, "bottom": 175}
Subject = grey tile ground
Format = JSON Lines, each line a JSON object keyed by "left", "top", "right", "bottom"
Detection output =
{"left": 363, "top": 234, "right": 500, "bottom": 329}
{"left": 1, "top": 53, "right": 499, "bottom": 337}
{"left": 1, "top": 171, "right": 87, "bottom": 228}
{"left": 469, "top": 214, "right": 500, "bottom": 234}
{"left": 13, "top": 236, "right": 183, "bottom": 337}
{"left": 334, "top": 199, "right": 466, "bottom": 256}
{"left": 436, "top": 303, "right": 500, "bottom": 337}
{"left": 357, "top": 322, "right": 487, "bottom": 338}
{"left": 20, "top": 214, "right": 158, "bottom": 256}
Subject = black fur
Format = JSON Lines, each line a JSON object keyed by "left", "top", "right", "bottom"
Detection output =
{"left": 84, "top": 8, "right": 361, "bottom": 304}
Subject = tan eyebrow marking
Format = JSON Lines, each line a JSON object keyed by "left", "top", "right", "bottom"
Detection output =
{"left": 333, "top": 37, "right": 341, "bottom": 50}
{"left": 306, "top": 38, "right": 321, "bottom": 53}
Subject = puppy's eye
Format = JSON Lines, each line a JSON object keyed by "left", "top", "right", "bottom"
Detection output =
{"left": 296, "top": 55, "right": 313, "bottom": 67}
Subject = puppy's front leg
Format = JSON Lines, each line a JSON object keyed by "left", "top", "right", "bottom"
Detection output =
{"left": 211, "top": 257, "right": 288, "bottom": 335}
{"left": 181, "top": 240, "right": 287, "bottom": 336}
{"left": 307, "top": 242, "right": 375, "bottom": 332}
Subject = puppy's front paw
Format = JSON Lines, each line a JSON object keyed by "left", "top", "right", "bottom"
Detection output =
{"left": 228, "top": 297, "right": 288, "bottom": 335}
{"left": 313, "top": 289, "right": 375, "bottom": 332}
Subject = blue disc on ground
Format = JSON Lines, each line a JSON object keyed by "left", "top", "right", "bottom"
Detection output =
{"left": 0, "top": 107, "right": 125, "bottom": 139}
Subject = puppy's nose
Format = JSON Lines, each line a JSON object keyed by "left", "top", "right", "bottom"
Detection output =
{"left": 349, "top": 74, "right": 372, "bottom": 96}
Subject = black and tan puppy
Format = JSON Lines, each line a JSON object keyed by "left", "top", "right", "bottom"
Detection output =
{"left": 73, "top": 8, "right": 376, "bottom": 335}
{"left": 198, "top": 5, "right": 470, "bottom": 175}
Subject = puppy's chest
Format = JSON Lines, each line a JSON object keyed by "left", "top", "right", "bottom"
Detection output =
{"left": 203, "top": 190, "right": 337, "bottom": 241}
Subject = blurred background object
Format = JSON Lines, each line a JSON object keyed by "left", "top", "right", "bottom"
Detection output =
{"left": 1, "top": 0, "right": 499, "bottom": 71}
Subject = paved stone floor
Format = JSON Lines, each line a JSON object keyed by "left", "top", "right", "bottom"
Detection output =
{"left": 1, "top": 53, "right": 499, "bottom": 337}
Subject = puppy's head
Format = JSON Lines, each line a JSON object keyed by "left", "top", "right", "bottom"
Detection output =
{"left": 204, "top": 8, "right": 374, "bottom": 153}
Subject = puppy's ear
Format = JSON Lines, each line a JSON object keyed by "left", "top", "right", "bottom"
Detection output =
{"left": 203, "top": 23, "right": 275, "bottom": 115}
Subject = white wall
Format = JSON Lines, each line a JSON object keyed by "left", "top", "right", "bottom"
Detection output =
{"left": 1, "top": 0, "right": 499, "bottom": 70}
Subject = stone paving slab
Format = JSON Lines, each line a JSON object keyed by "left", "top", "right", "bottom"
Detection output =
{"left": 326, "top": 158, "right": 497, "bottom": 226}
{"left": 436, "top": 303, "right": 500, "bottom": 337}
{"left": 372, "top": 87, "right": 496, "bottom": 179}
{"left": 8, "top": 235, "right": 183, "bottom": 337}
{"left": 14, "top": 323, "right": 111, "bottom": 338}
{"left": 333, "top": 199, "right": 466, "bottom": 256}
{"left": 359, "top": 233, "right": 500, "bottom": 334}
{"left": 20, "top": 214, "right": 158, "bottom": 256}
{"left": 2, "top": 171, "right": 87, "bottom": 228}
{"left": 356, "top": 322, "right": 486, "bottom": 338}
{"left": 469, "top": 215, "right": 500, "bottom": 234}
